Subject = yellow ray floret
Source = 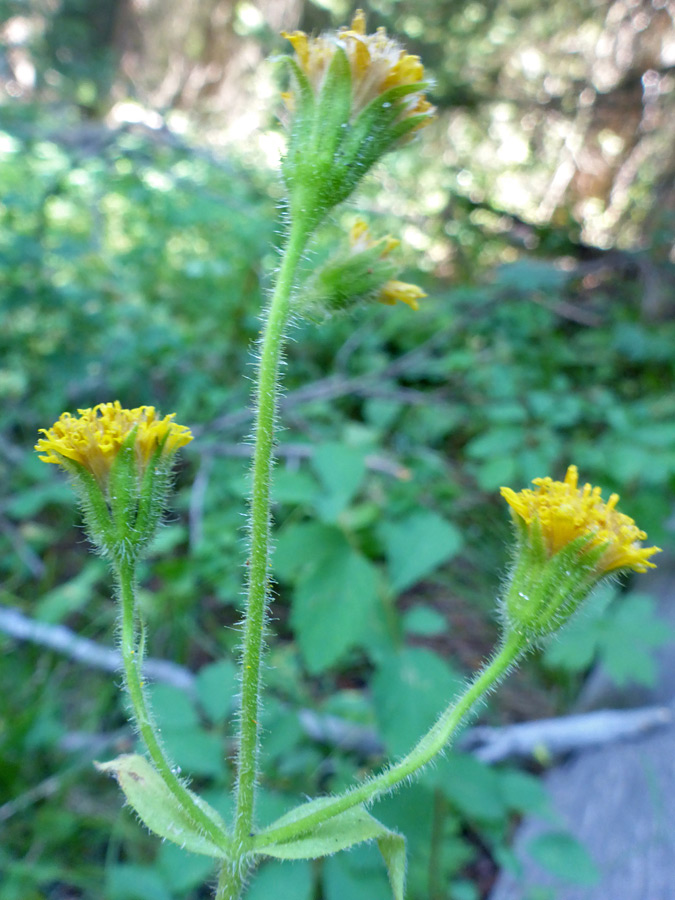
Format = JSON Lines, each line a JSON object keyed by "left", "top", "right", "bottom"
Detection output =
{"left": 377, "top": 280, "right": 426, "bottom": 311}
{"left": 282, "top": 9, "right": 434, "bottom": 123}
{"left": 349, "top": 218, "right": 426, "bottom": 310}
{"left": 501, "top": 465, "right": 661, "bottom": 574}
{"left": 36, "top": 402, "right": 193, "bottom": 485}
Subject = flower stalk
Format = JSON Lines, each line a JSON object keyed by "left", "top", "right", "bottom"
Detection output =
{"left": 233, "top": 220, "right": 311, "bottom": 846}
{"left": 116, "top": 558, "right": 231, "bottom": 851}
{"left": 252, "top": 630, "right": 527, "bottom": 849}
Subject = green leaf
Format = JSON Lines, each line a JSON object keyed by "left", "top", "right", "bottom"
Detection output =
{"left": 95, "top": 754, "right": 229, "bottom": 858}
{"left": 147, "top": 683, "right": 199, "bottom": 730}
{"left": 35, "top": 560, "right": 106, "bottom": 623}
{"left": 372, "top": 647, "right": 464, "bottom": 757}
{"left": 257, "top": 800, "right": 406, "bottom": 900}
{"left": 402, "top": 605, "right": 447, "bottom": 636}
{"left": 106, "top": 864, "right": 172, "bottom": 900}
{"left": 431, "top": 752, "right": 507, "bottom": 822}
{"left": 381, "top": 511, "right": 462, "bottom": 593}
{"left": 155, "top": 844, "right": 216, "bottom": 893}
{"left": 473, "top": 454, "right": 518, "bottom": 491}
{"left": 290, "top": 530, "right": 380, "bottom": 674}
{"left": 323, "top": 848, "right": 393, "bottom": 900}
{"left": 272, "top": 469, "right": 319, "bottom": 505}
{"left": 527, "top": 830, "right": 599, "bottom": 885}
{"left": 310, "top": 442, "right": 367, "bottom": 520}
{"left": 195, "top": 660, "right": 238, "bottom": 723}
{"left": 544, "top": 590, "right": 671, "bottom": 687}
{"left": 161, "top": 727, "right": 226, "bottom": 778}
{"left": 377, "top": 830, "right": 407, "bottom": 900}
{"left": 246, "top": 860, "right": 313, "bottom": 900}
{"left": 274, "top": 521, "right": 335, "bottom": 583}
{"left": 498, "top": 769, "right": 552, "bottom": 818}
{"left": 598, "top": 593, "right": 672, "bottom": 686}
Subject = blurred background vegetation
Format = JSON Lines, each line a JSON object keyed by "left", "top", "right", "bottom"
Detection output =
{"left": 1, "top": 0, "right": 674, "bottom": 898}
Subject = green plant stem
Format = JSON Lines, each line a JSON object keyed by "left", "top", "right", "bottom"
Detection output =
{"left": 233, "top": 222, "right": 309, "bottom": 843}
{"left": 253, "top": 631, "right": 527, "bottom": 849}
{"left": 215, "top": 860, "right": 251, "bottom": 900}
{"left": 116, "top": 559, "right": 230, "bottom": 851}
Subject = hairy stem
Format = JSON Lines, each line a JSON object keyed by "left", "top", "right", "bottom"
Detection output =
{"left": 233, "top": 223, "right": 309, "bottom": 843}
{"left": 215, "top": 859, "right": 252, "bottom": 900}
{"left": 253, "top": 632, "right": 527, "bottom": 848}
{"left": 116, "top": 559, "right": 230, "bottom": 850}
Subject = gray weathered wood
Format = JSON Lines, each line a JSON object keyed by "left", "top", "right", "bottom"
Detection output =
{"left": 489, "top": 563, "right": 675, "bottom": 900}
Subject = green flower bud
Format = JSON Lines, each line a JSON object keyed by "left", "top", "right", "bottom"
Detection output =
{"left": 297, "top": 218, "right": 426, "bottom": 318}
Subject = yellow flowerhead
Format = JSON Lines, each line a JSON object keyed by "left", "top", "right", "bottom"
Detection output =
{"left": 36, "top": 402, "right": 193, "bottom": 487}
{"left": 282, "top": 9, "right": 434, "bottom": 127}
{"left": 349, "top": 219, "right": 426, "bottom": 311}
{"left": 501, "top": 465, "right": 660, "bottom": 575}
{"left": 280, "top": 10, "right": 434, "bottom": 226}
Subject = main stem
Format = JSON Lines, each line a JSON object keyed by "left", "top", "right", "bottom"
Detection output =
{"left": 253, "top": 631, "right": 527, "bottom": 849}
{"left": 116, "top": 559, "right": 229, "bottom": 850}
{"left": 233, "top": 223, "right": 309, "bottom": 844}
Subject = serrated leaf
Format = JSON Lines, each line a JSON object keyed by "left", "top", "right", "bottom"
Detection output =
{"left": 372, "top": 647, "right": 463, "bottom": 757}
{"left": 498, "top": 769, "right": 552, "bottom": 818}
{"left": 290, "top": 532, "right": 380, "bottom": 674}
{"left": 310, "top": 442, "right": 367, "bottom": 520}
{"left": 381, "top": 511, "right": 462, "bottom": 593}
{"left": 156, "top": 844, "right": 216, "bottom": 894}
{"left": 147, "top": 683, "right": 199, "bottom": 730}
{"left": 96, "top": 754, "right": 229, "bottom": 858}
{"left": 274, "top": 521, "right": 335, "bottom": 583}
{"left": 256, "top": 799, "right": 406, "bottom": 900}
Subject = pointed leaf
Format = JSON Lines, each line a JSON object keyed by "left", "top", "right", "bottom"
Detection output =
{"left": 96, "top": 754, "right": 230, "bottom": 858}
{"left": 377, "top": 831, "right": 406, "bottom": 900}
{"left": 256, "top": 800, "right": 406, "bottom": 900}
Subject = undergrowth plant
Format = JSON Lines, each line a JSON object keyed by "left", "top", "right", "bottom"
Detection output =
{"left": 34, "top": 12, "right": 660, "bottom": 900}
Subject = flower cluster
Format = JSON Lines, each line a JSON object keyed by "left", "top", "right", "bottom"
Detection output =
{"left": 36, "top": 402, "right": 193, "bottom": 488}
{"left": 500, "top": 465, "right": 660, "bottom": 643}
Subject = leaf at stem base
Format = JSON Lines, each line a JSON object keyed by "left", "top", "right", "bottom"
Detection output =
{"left": 96, "top": 754, "right": 230, "bottom": 858}
{"left": 255, "top": 799, "right": 406, "bottom": 900}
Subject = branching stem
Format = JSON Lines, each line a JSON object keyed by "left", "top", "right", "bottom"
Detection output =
{"left": 252, "top": 632, "right": 527, "bottom": 849}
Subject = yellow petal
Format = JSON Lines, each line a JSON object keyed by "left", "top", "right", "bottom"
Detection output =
{"left": 378, "top": 280, "right": 426, "bottom": 310}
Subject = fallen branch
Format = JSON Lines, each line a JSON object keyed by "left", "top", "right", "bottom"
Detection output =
{"left": 0, "top": 604, "right": 194, "bottom": 692}
{"left": 461, "top": 705, "right": 672, "bottom": 763}
{"left": 2, "top": 603, "right": 670, "bottom": 766}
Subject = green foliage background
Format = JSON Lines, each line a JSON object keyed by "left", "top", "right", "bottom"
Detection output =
{"left": 1, "top": 1, "right": 674, "bottom": 898}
